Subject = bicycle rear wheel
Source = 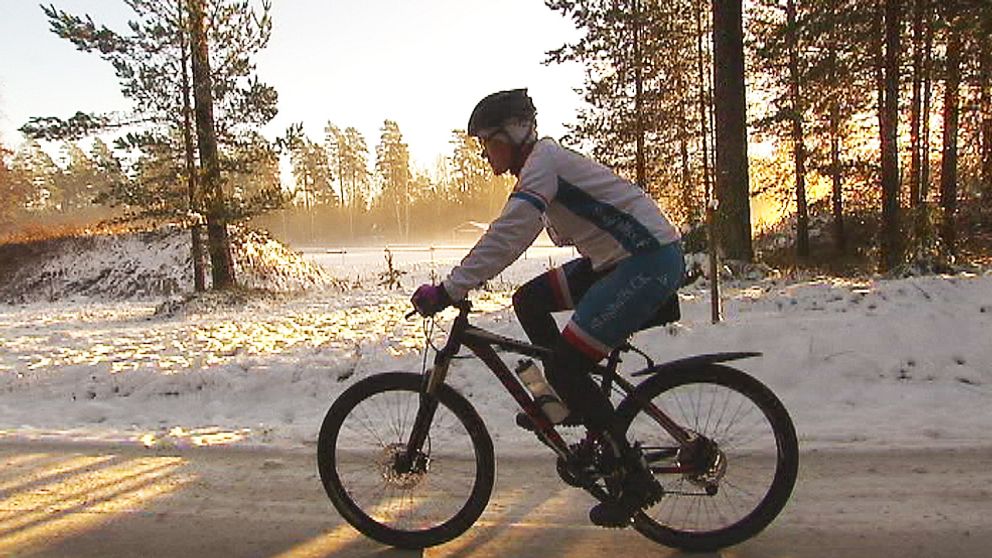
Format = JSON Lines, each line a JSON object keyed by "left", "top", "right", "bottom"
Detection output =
{"left": 317, "top": 372, "right": 495, "bottom": 549}
{"left": 618, "top": 364, "right": 799, "bottom": 552}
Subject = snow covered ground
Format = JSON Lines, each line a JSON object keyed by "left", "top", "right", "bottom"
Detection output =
{"left": 0, "top": 239, "right": 990, "bottom": 454}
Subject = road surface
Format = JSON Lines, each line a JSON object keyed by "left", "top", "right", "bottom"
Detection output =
{"left": 0, "top": 441, "right": 988, "bottom": 557}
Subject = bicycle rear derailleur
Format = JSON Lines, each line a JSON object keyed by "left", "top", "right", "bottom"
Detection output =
{"left": 678, "top": 435, "right": 726, "bottom": 495}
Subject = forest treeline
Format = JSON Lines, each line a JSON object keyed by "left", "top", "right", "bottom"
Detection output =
{"left": 545, "top": 0, "right": 991, "bottom": 270}
{"left": 2, "top": 0, "right": 991, "bottom": 288}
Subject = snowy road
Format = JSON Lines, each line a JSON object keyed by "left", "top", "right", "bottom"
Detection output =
{"left": 0, "top": 441, "right": 988, "bottom": 557}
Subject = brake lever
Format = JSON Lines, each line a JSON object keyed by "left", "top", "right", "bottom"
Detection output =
{"left": 405, "top": 309, "right": 419, "bottom": 320}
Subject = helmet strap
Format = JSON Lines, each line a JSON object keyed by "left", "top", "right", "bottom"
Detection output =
{"left": 509, "top": 140, "right": 536, "bottom": 176}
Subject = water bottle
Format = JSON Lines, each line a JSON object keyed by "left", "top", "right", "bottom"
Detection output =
{"left": 514, "top": 359, "right": 570, "bottom": 423}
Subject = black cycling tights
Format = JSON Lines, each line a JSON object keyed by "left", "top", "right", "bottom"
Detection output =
{"left": 512, "top": 267, "right": 621, "bottom": 440}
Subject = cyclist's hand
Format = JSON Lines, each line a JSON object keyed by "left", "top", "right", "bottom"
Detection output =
{"left": 411, "top": 283, "right": 452, "bottom": 317}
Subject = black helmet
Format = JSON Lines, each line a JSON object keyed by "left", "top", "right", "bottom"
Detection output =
{"left": 467, "top": 89, "right": 536, "bottom": 137}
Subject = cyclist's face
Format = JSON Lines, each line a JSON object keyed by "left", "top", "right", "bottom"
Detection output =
{"left": 480, "top": 134, "right": 513, "bottom": 176}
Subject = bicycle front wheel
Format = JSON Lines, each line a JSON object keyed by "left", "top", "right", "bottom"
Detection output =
{"left": 317, "top": 372, "right": 495, "bottom": 549}
{"left": 619, "top": 364, "right": 799, "bottom": 552}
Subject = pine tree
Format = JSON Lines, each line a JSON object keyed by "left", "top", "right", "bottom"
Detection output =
{"left": 877, "top": 0, "right": 903, "bottom": 272}
{"left": 325, "top": 122, "right": 365, "bottom": 239}
{"left": 59, "top": 143, "right": 100, "bottom": 213}
{"left": 448, "top": 130, "right": 490, "bottom": 215}
{"left": 0, "top": 141, "right": 31, "bottom": 227}
{"left": 712, "top": 0, "right": 753, "bottom": 261}
{"left": 375, "top": 120, "right": 413, "bottom": 240}
{"left": 939, "top": 0, "right": 964, "bottom": 255}
{"left": 805, "top": 0, "right": 876, "bottom": 253}
{"left": 188, "top": 0, "right": 234, "bottom": 288}
{"left": 545, "top": 1, "right": 660, "bottom": 192}
{"left": 89, "top": 138, "right": 128, "bottom": 204}
{"left": 974, "top": 3, "right": 992, "bottom": 204}
{"left": 348, "top": 128, "right": 372, "bottom": 236}
{"left": 11, "top": 140, "right": 61, "bottom": 213}
{"left": 285, "top": 124, "right": 335, "bottom": 243}
{"left": 752, "top": 0, "right": 812, "bottom": 259}
{"left": 25, "top": 0, "right": 279, "bottom": 290}
{"left": 909, "top": 0, "right": 931, "bottom": 208}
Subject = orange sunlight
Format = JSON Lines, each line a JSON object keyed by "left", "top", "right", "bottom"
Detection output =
{"left": 0, "top": 454, "right": 189, "bottom": 554}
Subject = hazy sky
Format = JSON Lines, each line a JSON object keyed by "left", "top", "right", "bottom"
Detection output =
{"left": 0, "top": 0, "right": 586, "bottom": 169}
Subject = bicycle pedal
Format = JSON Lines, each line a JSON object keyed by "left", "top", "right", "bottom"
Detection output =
{"left": 588, "top": 501, "right": 636, "bottom": 529}
{"left": 514, "top": 412, "right": 583, "bottom": 432}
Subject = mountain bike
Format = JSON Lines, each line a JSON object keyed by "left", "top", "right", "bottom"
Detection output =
{"left": 317, "top": 297, "right": 798, "bottom": 552}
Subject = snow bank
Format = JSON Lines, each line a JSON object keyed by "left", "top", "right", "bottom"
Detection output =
{"left": 0, "top": 226, "right": 334, "bottom": 303}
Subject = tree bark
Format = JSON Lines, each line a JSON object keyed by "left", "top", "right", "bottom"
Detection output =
{"left": 980, "top": 9, "right": 992, "bottom": 204}
{"left": 878, "top": 0, "right": 903, "bottom": 272}
{"left": 632, "top": 0, "right": 647, "bottom": 193}
{"left": 178, "top": 0, "right": 205, "bottom": 293}
{"left": 697, "top": 0, "right": 721, "bottom": 324}
{"left": 711, "top": 0, "right": 753, "bottom": 262}
{"left": 940, "top": 0, "right": 962, "bottom": 256}
{"left": 909, "top": 0, "right": 926, "bottom": 208}
{"left": 827, "top": 36, "right": 846, "bottom": 253}
{"left": 920, "top": 4, "right": 934, "bottom": 202}
{"left": 787, "top": 0, "right": 809, "bottom": 260}
{"left": 189, "top": 0, "right": 235, "bottom": 289}
{"left": 675, "top": 69, "right": 695, "bottom": 225}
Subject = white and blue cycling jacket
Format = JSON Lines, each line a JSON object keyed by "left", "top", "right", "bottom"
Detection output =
{"left": 442, "top": 137, "right": 681, "bottom": 301}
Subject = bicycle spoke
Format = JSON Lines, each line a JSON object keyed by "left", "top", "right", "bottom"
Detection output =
{"left": 328, "top": 383, "right": 484, "bottom": 537}
{"left": 631, "top": 376, "right": 789, "bottom": 537}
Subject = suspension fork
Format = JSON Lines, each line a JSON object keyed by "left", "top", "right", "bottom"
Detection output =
{"left": 404, "top": 307, "right": 469, "bottom": 460}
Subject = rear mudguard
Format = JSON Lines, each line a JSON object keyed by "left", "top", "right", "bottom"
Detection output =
{"left": 630, "top": 352, "right": 761, "bottom": 377}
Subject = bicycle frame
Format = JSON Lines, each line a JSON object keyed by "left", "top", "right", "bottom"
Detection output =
{"left": 406, "top": 301, "right": 700, "bottom": 470}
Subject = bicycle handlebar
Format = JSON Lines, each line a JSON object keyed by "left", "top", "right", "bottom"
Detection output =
{"left": 406, "top": 299, "right": 473, "bottom": 321}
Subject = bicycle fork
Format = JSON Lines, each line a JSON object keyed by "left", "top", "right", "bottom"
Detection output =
{"left": 399, "top": 358, "right": 451, "bottom": 470}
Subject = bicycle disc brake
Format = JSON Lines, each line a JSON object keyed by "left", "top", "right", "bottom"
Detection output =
{"left": 379, "top": 442, "right": 431, "bottom": 490}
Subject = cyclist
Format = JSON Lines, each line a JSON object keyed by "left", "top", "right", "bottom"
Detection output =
{"left": 411, "top": 89, "right": 685, "bottom": 527}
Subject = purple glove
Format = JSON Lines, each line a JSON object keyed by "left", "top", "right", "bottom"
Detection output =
{"left": 411, "top": 283, "right": 453, "bottom": 316}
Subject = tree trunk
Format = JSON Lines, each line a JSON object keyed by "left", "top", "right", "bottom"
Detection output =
{"left": 675, "top": 70, "right": 695, "bottom": 225}
{"left": 189, "top": 0, "right": 235, "bottom": 290}
{"left": 678, "top": 117, "right": 694, "bottom": 224}
{"left": 178, "top": 0, "right": 205, "bottom": 293}
{"left": 711, "top": 0, "right": 753, "bottom": 262}
{"left": 878, "top": 0, "right": 903, "bottom": 272}
{"left": 348, "top": 181, "right": 356, "bottom": 241}
{"left": 827, "top": 38, "right": 846, "bottom": 253}
{"left": 920, "top": 5, "right": 934, "bottom": 202}
{"left": 308, "top": 177, "right": 315, "bottom": 243}
{"left": 787, "top": 0, "right": 809, "bottom": 260}
{"left": 980, "top": 10, "right": 992, "bottom": 204}
{"left": 940, "top": 0, "right": 962, "bottom": 256}
{"left": 697, "top": 0, "right": 721, "bottom": 324}
{"left": 632, "top": 0, "right": 647, "bottom": 193}
{"left": 908, "top": 0, "right": 927, "bottom": 208}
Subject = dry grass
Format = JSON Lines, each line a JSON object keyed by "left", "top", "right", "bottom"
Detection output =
{"left": 0, "top": 221, "right": 145, "bottom": 246}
